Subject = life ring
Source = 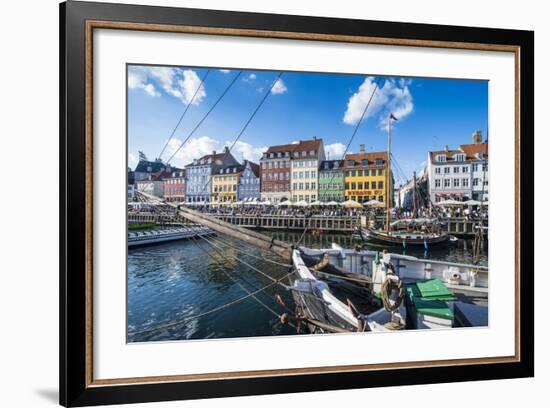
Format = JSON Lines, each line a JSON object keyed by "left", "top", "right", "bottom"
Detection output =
{"left": 381, "top": 273, "right": 405, "bottom": 312}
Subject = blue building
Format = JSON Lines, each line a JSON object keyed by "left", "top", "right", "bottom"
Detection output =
{"left": 237, "top": 160, "right": 260, "bottom": 201}
{"left": 184, "top": 147, "right": 240, "bottom": 203}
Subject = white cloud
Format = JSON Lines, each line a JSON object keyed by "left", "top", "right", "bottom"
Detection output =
{"left": 271, "top": 79, "right": 288, "bottom": 94}
{"left": 324, "top": 143, "right": 346, "bottom": 160}
{"left": 163, "top": 136, "right": 265, "bottom": 166}
{"left": 131, "top": 67, "right": 206, "bottom": 105}
{"left": 128, "top": 152, "right": 138, "bottom": 169}
{"left": 165, "top": 136, "right": 219, "bottom": 166}
{"left": 225, "top": 140, "right": 266, "bottom": 163}
{"left": 249, "top": 73, "right": 256, "bottom": 80}
{"left": 143, "top": 83, "right": 160, "bottom": 97}
{"left": 343, "top": 77, "right": 414, "bottom": 129}
{"left": 219, "top": 69, "right": 231, "bottom": 74}
{"left": 128, "top": 66, "right": 160, "bottom": 97}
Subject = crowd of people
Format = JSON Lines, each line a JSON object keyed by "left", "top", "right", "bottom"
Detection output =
{"left": 176, "top": 203, "right": 488, "bottom": 221}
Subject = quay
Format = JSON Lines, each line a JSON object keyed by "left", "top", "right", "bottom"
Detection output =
{"left": 128, "top": 225, "right": 214, "bottom": 248}
{"left": 128, "top": 212, "right": 486, "bottom": 236}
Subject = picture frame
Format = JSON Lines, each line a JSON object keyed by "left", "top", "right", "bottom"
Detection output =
{"left": 60, "top": 0, "right": 534, "bottom": 406}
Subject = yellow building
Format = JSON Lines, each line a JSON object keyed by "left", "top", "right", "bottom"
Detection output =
{"left": 343, "top": 151, "right": 392, "bottom": 204}
{"left": 211, "top": 165, "right": 243, "bottom": 206}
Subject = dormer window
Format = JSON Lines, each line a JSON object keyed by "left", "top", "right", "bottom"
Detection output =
{"left": 324, "top": 162, "right": 329, "bottom": 169}
{"left": 334, "top": 162, "right": 339, "bottom": 169}
{"left": 310, "top": 150, "right": 315, "bottom": 155}
{"left": 375, "top": 159, "right": 383, "bottom": 166}
{"left": 361, "top": 159, "right": 368, "bottom": 166}
{"left": 347, "top": 160, "right": 354, "bottom": 167}
{"left": 436, "top": 155, "right": 446, "bottom": 163}
{"left": 455, "top": 154, "right": 465, "bottom": 161}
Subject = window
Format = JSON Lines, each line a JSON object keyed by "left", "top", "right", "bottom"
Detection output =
{"left": 462, "top": 166, "right": 469, "bottom": 173}
{"left": 361, "top": 159, "right": 368, "bottom": 166}
{"left": 453, "top": 167, "right": 459, "bottom": 173}
{"left": 311, "top": 182, "right": 316, "bottom": 190}
{"left": 482, "top": 163, "right": 488, "bottom": 171}
{"left": 435, "top": 167, "right": 441, "bottom": 174}
{"left": 453, "top": 179, "right": 460, "bottom": 187}
{"left": 436, "top": 155, "right": 446, "bottom": 162}
{"left": 358, "top": 182, "right": 363, "bottom": 190}
{"left": 444, "top": 167, "right": 450, "bottom": 174}
{"left": 311, "top": 170, "right": 316, "bottom": 178}
{"left": 345, "top": 183, "right": 350, "bottom": 190}
{"left": 378, "top": 181, "right": 383, "bottom": 189}
{"left": 364, "top": 169, "right": 369, "bottom": 177}
{"left": 462, "top": 178, "right": 469, "bottom": 187}
{"left": 473, "top": 178, "right": 479, "bottom": 187}
{"left": 378, "top": 169, "right": 383, "bottom": 176}
{"left": 351, "top": 182, "right": 356, "bottom": 189}
{"left": 455, "top": 154, "right": 465, "bottom": 161}
{"left": 371, "top": 181, "right": 376, "bottom": 189}
{"left": 348, "top": 160, "right": 354, "bottom": 167}
{"left": 305, "top": 182, "right": 310, "bottom": 190}
{"left": 472, "top": 163, "right": 479, "bottom": 172}
{"left": 351, "top": 170, "right": 356, "bottom": 177}
{"left": 444, "top": 179, "right": 450, "bottom": 188}
{"left": 375, "top": 159, "right": 383, "bottom": 166}
{"left": 435, "top": 179, "right": 441, "bottom": 188}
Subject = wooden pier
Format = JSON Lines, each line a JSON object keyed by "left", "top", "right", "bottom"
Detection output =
{"left": 128, "top": 212, "right": 486, "bottom": 236}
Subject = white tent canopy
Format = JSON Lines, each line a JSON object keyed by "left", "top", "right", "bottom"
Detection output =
{"left": 325, "top": 201, "right": 339, "bottom": 206}
{"left": 365, "top": 200, "right": 384, "bottom": 206}
{"left": 294, "top": 200, "right": 309, "bottom": 207}
{"left": 341, "top": 199, "right": 363, "bottom": 208}
{"left": 435, "top": 199, "right": 464, "bottom": 206}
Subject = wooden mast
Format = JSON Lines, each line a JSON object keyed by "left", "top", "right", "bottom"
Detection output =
{"left": 385, "top": 114, "right": 392, "bottom": 232}
{"left": 413, "top": 171, "right": 417, "bottom": 218}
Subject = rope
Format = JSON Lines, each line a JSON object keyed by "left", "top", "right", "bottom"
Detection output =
{"left": 165, "top": 70, "right": 243, "bottom": 164}
{"left": 381, "top": 272, "right": 405, "bottom": 312}
{"left": 157, "top": 69, "right": 211, "bottom": 160}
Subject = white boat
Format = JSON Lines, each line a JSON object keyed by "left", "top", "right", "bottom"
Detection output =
{"left": 291, "top": 244, "right": 488, "bottom": 333}
{"left": 128, "top": 226, "right": 214, "bottom": 248}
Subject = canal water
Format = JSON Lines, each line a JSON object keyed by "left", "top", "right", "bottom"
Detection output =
{"left": 127, "top": 231, "right": 487, "bottom": 343}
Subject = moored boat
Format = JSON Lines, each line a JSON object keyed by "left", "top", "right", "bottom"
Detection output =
{"left": 289, "top": 244, "right": 487, "bottom": 333}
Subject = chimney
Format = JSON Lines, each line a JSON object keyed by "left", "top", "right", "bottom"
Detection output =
{"left": 212, "top": 150, "right": 216, "bottom": 155}
{"left": 224, "top": 146, "right": 229, "bottom": 153}
{"left": 472, "top": 130, "right": 483, "bottom": 144}
{"left": 445, "top": 145, "right": 449, "bottom": 152}
{"left": 359, "top": 144, "right": 365, "bottom": 152}
{"left": 313, "top": 136, "right": 317, "bottom": 140}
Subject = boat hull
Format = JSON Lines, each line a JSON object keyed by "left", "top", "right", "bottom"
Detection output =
{"left": 361, "top": 228, "right": 456, "bottom": 247}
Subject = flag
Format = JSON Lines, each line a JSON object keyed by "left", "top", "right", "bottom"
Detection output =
{"left": 389, "top": 113, "right": 398, "bottom": 121}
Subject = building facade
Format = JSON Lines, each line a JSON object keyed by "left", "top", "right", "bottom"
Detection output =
{"left": 290, "top": 138, "right": 325, "bottom": 203}
{"left": 185, "top": 148, "right": 240, "bottom": 203}
{"left": 318, "top": 160, "right": 344, "bottom": 202}
{"left": 237, "top": 161, "right": 260, "bottom": 201}
{"left": 136, "top": 177, "right": 164, "bottom": 198}
{"left": 162, "top": 170, "right": 185, "bottom": 203}
{"left": 343, "top": 150, "right": 392, "bottom": 204}
{"left": 260, "top": 143, "right": 293, "bottom": 203}
{"left": 133, "top": 159, "right": 168, "bottom": 182}
{"left": 427, "top": 131, "right": 488, "bottom": 203}
{"left": 211, "top": 164, "right": 243, "bottom": 205}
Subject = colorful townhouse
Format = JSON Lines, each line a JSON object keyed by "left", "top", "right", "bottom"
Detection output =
{"left": 184, "top": 147, "right": 240, "bottom": 204}
{"left": 318, "top": 160, "right": 344, "bottom": 202}
{"left": 259, "top": 143, "right": 293, "bottom": 204}
{"left": 211, "top": 164, "right": 243, "bottom": 206}
{"left": 343, "top": 148, "right": 392, "bottom": 204}
{"left": 237, "top": 160, "right": 261, "bottom": 201}
{"left": 427, "top": 131, "right": 488, "bottom": 203}
{"left": 162, "top": 169, "right": 185, "bottom": 203}
{"left": 290, "top": 138, "right": 325, "bottom": 203}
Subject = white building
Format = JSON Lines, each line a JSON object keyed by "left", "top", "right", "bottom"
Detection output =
{"left": 290, "top": 138, "right": 325, "bottom": 203}
{"left": 427, "top": 131, "right": 488, "bottom": 203}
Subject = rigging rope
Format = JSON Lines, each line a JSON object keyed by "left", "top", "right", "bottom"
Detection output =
{"left": 157, "top": 69, "right": 211, "bottom": 160}
{"left": 165, "top": 70, "right": 243, "bottom": 164}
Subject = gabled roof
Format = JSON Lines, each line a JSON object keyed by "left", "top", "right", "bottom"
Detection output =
{"left": 213, "top": 163, "right": 244, "bottom": 176}
{"left": 344, "top": 151, "right": 388, "bottom": 167}
{"left": 244, "top": 160, "right": 260, "bottom": 177}
{"left": 134, "top": 160, "right": 166, "bottom": 173}
{"left": 460, "top": 142, "right": 488, "bottom": 160}
{"left": 291, "top": 139, "right": 322, "bottom": 153}
{"left": 265, "top": 143, "right": 298, "bottom": 154}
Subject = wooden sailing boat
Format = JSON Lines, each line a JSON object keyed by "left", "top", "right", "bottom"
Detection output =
{"left": 360, "top": 113, "right": 457, "bottom": 248}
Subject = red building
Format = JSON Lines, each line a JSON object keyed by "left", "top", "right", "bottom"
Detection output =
{"left": 259, "top": 143, "right": 294, "bottom": 203}
{"left": 162, "top": 170, "right": 185, "bottom": 203}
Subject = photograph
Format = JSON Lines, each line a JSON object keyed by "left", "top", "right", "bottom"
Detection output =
{"left": 126, "top": 65, "right": 489, "bottom": 343}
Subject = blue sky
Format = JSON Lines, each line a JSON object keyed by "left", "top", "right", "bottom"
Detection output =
{"left": 128, "top": 65, "right": 488, "bottom": 185}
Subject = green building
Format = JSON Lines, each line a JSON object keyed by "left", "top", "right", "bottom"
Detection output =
{"left": 318, "top": 160, "right": 344, "bottom": 202}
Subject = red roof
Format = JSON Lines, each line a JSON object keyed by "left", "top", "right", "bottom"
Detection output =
{"left": 460, "top": 142, "right": 488, "bottom": 160}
